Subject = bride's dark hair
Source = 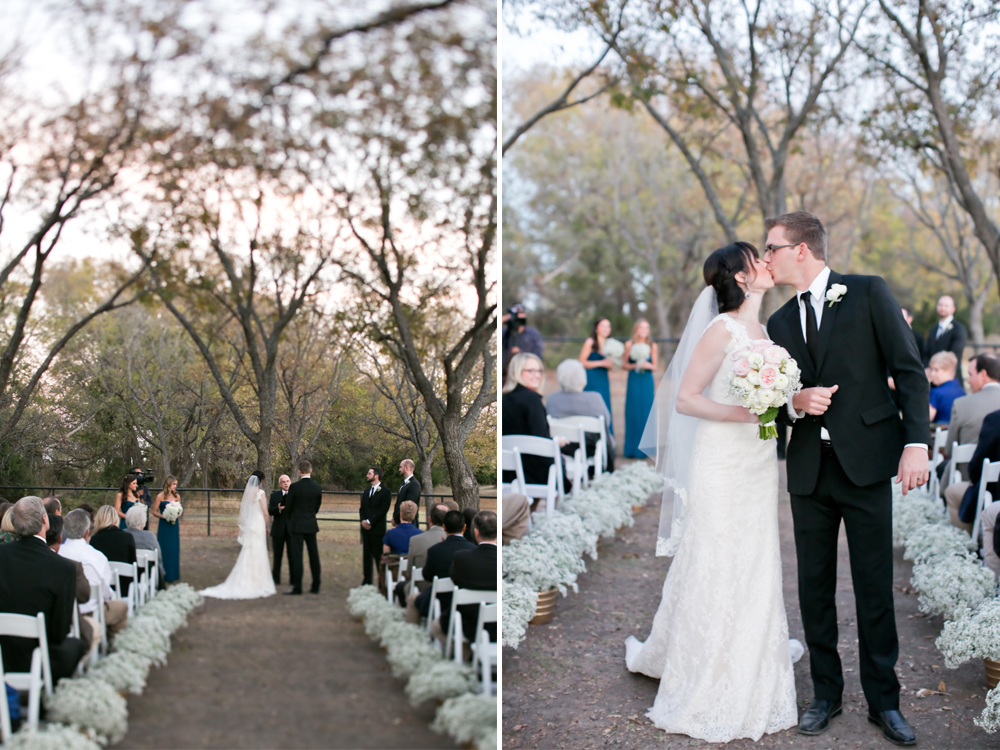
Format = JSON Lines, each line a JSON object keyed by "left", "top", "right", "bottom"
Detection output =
{"left": 251, "top": 470, "right": 265, "bottom": 482}
{"left": 703, "top": 242, "right": 760, "bottom": 313}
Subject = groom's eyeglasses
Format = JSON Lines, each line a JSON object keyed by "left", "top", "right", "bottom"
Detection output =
{"left": 763, "top": 243, "right": 798, "bottom": 257}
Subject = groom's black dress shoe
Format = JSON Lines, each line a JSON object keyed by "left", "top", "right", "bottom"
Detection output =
{"left": 868, "top": 709, "right": 917, "bottom": 746}
{"left": 797, "top": 699, "right": 842, "bottom": 735}
{"left": 284, "top": 589, "right": 302, "bottom": 595}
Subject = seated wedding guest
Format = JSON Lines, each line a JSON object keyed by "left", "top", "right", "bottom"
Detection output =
{"left": 417, "top": 510, "right": 475, "bottom": 644}
{"left": 946, "top": 409, "right": 1000, "bottom": 534}
{"left": 546, "top": 358, "right": 616, "bottom": 472}
{"left": 401, "top": 504, "right": 450, "bottom": 614}
{"left": 502, "top": 492, "right": 530, "bottom": 545}
{"left": 982, "top": 500, "right": 1000, "bottom": 580}
{"left": 60, "top": 509, "right": 129, "bottom": 642}
{"left": 450, "top": 510, "right": 498, "bottom": 650}
{"left": 462, "top": 507, "right": 478, "bottom": 545}
{"left": 89, "top": 504, "right": 137, "bottom": 594}
{"left": 0, "top": 500, "right": 14, "bottom": 544}
{"left": 46, "top": 514, "right": 95, "bottom": 653}
{"left": 503, "top": 352, "right": 570, "bottom": 494}
{"left": 76, "top": 503, "right": 96, "bottom": 523}
{"left": 946, "top": 354, "right": 1000, "bottom": 459}
{"left": 443, "top": 499, "right": 460, "bottom": 512}
{"left": 382, "top": 500, "right": 421, "bottom": 556}
{"left": 43, "top": 497, "right": 61, "bottom": 516}
{"left": 928, "top": 351, "right": 965, "bottom": 427}
{"left": 123, "top": 504, "right": 164, "bottom": 589}
{"left": 0, "top": 498, "right": 88, "bottom": 682}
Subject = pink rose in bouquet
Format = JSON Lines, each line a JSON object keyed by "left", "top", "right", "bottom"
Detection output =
{"left": 758, "top": 365, "right": 779, "bottom": 388}
{"left": 733, "top": 358, "right": 751, "bottom": 377}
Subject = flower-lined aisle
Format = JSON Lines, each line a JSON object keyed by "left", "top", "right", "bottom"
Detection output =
{"left": 892, "top": 483, "right": 1000, "bottom": 731}
{"left": 6, "top": 584, "right": 203, "bottom": 749}
{"left": 502, "top": 461, "right": 664, "bottom": 649}
{"left": 346, "top": 586, "right": 496, "bottom": 750}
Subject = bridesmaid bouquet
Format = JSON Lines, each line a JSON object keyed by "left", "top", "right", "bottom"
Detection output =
{"left": 727, "top": 344, "right": 802, "bottom": 440}
{"left": 162, "top": 501, "right": 183, "bottom": 523}
{"left": 630, "top": 342, "right": 652, "bottom": 369}
{"left": 603, "top": 338, "right": 625, "bottom": 367}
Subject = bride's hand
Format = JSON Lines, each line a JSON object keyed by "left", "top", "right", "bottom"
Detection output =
{"left": 730, "top": 406, "right": 760, "bottom": 424}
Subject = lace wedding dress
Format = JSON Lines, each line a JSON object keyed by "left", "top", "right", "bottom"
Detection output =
{"left": 201, "top": 478, "right": 276, "bottom": 600}
{"left": 625, "top": 314, "right": 797, "bottom": 742}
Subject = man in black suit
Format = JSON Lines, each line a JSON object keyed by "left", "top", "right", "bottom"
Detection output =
{"left": 0, "top": 497, "right": 88, "bottom": 683}
{"left": 450, "top": 511, "right": 498, "bottom": 645}
{"left": 285, "top": 460, "right": 322, "bottom": 595}
{"left": 956, "top": 409, "right": 1000, "bottom": 529}
{"left": 416, "top": 510, "right": 475, "bottom": 643}
{"left": 392, "top": 458, "right": 422, "bottom": 527}
{"left": 269, "top": 473, "right": 292, "bottom": 585}
{"left": 765, "top": 211, "right": 928, "bottom": 746}
{"left": 924, "top": 295, "right": 968, "bottom": 385}
{"left": 359, "top": 466, "right": 392, "bottom": 586}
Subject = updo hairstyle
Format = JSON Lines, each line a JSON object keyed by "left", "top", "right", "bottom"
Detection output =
{"left": 703, "top": 242, "right": 760, "bottom": 314}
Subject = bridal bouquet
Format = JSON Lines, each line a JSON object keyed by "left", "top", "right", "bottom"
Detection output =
{"left": 728, "top": 344, "right": 802, "bottom": 440}
{"left": 162, "top": 501, "right": 183, "bottom": 523}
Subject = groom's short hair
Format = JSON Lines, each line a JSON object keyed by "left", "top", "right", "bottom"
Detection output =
{"left": 297, "top": 459, "right": 312, "bottom": 475}
{"left": 764, "top": 211, "right": 827, "bottom": 261}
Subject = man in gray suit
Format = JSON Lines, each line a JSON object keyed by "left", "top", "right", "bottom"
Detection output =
{"left": 944, "top": 354, "right": 1000, "bottom": 531}
{"left": 401, "top": 503, "right": 449, "bottom": 617}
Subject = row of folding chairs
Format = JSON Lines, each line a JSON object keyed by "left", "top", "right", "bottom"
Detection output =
{"left": 425, "top": 576, "right": 497, "bottom": 694}
{"left": 1, "top": 551, "right": 161, "bottom": 741}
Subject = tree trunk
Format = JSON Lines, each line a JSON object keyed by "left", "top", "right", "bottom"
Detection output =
{"left": 970, "top": 287, "right": 988, "bottom": 345}
{"left": 440, "top": 422, "right": 479, "bottom": 510}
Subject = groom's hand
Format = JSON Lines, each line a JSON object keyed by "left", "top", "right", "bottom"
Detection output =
{"left": 792, "top": 385, "right": 839, "bottom": 415}
{"left": 896, "top": 445, "right": 930, "bottom": 496}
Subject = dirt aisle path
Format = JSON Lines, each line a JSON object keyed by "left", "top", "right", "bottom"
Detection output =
{"left": 115, "top": 535, "right": 455, "bottom": 749}
{"left": 503, "top": 462, "right": 1000, "bottom": 750}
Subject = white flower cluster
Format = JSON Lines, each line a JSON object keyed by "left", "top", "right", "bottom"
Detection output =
{"left": 603, "top": 338, "right": 625, "bottom": 366}
{"left": 431, "top": 693, "right": 498, "bottom": 750}
{"left": 502, "top": 462, "right": 663, "bottom": 649}
{"left": 12, "top": 584, "right": 203, "bottom": 748}
{"left": 161, "top": 501, "right": 183, "bottom": 523}
{"left": 726, "top": 344, "right": 802, "bottom": 416}
{"left": 936, "top": 598, "right": 1000, "bottom": 668}
{"left": 891, "top": 483, "right": 1000, "bottom": 732}
{"left": 630, "top": 343, "right": 651, "bottom": 363}
{"left": 347, "top": 583, "right": 495, "bottom": 749}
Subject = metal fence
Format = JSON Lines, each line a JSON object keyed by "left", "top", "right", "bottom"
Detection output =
{"left": 0, "top": 485, "right": 497, "bottom": 535}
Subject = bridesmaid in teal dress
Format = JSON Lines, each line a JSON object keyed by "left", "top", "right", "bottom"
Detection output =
{"left": 580, "top": 318, "right": 614, "bottom": 432}
{"left": 115, "top": 474, "right": 140, "bottom": 530}
{"left": 623, "top": 318, "right": 658, "bottom": 458}
{"left": 152, "top": 475, "right": 182, "bottom": 583}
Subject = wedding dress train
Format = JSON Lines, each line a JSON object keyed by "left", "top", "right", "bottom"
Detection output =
{"left": 201, "top": 479, "right": 276, "bottom": 600}
{"left": 625, "top": 315, "right": 797, "bottom": 742}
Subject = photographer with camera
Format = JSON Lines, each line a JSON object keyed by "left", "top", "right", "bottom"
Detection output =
{"left": 502, "top": 304, "right": 543, "bottom": 373}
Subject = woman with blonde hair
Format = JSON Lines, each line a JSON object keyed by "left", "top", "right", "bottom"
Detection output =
{"left": 90, "top": 503, "right": 138, "bottom": 593}
{"left": 928, "top": 350, "right": 964, "bottom": 425}
{"left": 502, "top": 353, "right": 561, "bottom": 490}
{"left": 623, "top": 318, "right": 658, "bottom": 458}
{"left": 153, "top": 475, "right": 182, "bottom": 583}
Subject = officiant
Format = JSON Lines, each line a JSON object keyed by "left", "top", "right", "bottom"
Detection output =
{"left": 269, "top": 474, "right": 291, "bottom": 585}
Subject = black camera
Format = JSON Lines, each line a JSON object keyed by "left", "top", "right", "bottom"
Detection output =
{"left": 131, "top": 470, "right": 155, "bottom": 486}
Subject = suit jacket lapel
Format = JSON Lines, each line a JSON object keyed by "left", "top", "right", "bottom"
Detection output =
{"left": 814, "top": 270, "right": 842, "bottom": 373}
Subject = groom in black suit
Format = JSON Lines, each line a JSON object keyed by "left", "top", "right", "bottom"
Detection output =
{"left": 285, "top": 460, "right": 322, "bottom": 595}
{"left": 765, "top": 212, "right": 928, "bottom": 747}
{"left": 359, "top": 466, "right": 392, "bottom": 586}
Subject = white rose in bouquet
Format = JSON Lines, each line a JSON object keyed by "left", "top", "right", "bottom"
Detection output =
{"left": 630, "top": 342, "right": 652, "bottom": 368}
{"left": 603, "top": 338, "right": 625, "bottom": 367}
{"left": 162, "top": 501, "right": 183, "bottom": 523}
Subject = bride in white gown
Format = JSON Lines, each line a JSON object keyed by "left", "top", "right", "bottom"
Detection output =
{"left": 201, "top": 471, "right": 276, "bottom": 600}
{"left": 625, "top": 242, "right": 798, "bottom": 742}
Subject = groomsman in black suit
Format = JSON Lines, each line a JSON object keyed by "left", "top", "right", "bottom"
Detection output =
{"left": 268, "top": 473, "right": 291, "bottom": 585}
{"left": 392, "top": 458, "right": 422, "bottom": 527}
{"left": 450, "top": 511, "right": 498, "bottom": 644}
{"left": 359, "top": 466, "right": 392, "bottom": 586}
{"left": 285, "top": 460, "right": 322, "bottom": 595}
{"left": 0, "top": 497, "right": 88, "bottom": 682}
{"left": 417, "top": 510, "right": 475, "bottom": 642}
{"left": 924, "top": 295, "right": 968, "bottom": 385}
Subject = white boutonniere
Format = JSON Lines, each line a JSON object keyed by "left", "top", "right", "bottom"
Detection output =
{"left": 825, "top": 284, "right": 848, "bottom": 307}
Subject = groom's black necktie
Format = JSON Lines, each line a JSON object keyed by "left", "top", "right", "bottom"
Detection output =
{"left": 801, "top": 291, "right": 819, "bottom": 366}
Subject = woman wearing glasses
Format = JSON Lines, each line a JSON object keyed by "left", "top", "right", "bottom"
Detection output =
{"left": 502, "top": 353, "right": 563, "bottom": 491}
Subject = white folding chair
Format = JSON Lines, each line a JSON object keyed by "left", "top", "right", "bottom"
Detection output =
{"left": 547, "top": 416, "right": 587, "bottom": 492}
{"left": 951, "top": 442, "right": 978, "bottom": 486}
{"left": 501, "top": 448, "right": 526, "bottom": 495}
{"left": 386, "top": 557, "right": 408, "bottom": 604}
{"left": 559, "top": 414, "right": 608, "bottom": 481}
{"left": 426, "top": 576, "right": 454, "bottom": 635}
{"left": 136, "top": 549, "right": 158, "bottom": 604}
{"left": 500, "top": 435, "right": 563, "bottom": 516}
{"left": 407, "top": 566, "right": 423, "bottom": 598}
{"left": 929, "top": 427, "right": 948, "bottom": 499}
{"left": 90, "top": 583, "right": 108, "bottom": 662}
{"left": 0, "top": 612, "right": 53, "bottom": 731}
{"left": 108, "top": 561, "right": 139, "bottom": 617}
{"left": 446, "top": 588, "right": 498, "bottom": 663}
{"left": 471, "top": 602, "right": 497, "bottom": 694}
{"left": 972, "top": 458, "right": 1000, "bottom": 544}
{"left": 0, "top": 647, "right": 11, "bottom": 744}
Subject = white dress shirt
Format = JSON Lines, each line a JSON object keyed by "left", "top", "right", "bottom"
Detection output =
{"left": 937, "top": 316, "right": 954, "bottom": 336}
{"left": 59, "top": 537, "right": 114, "bottom": 614}
{"left": 364, "top": 482, "right": 381, "bottom": 525}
